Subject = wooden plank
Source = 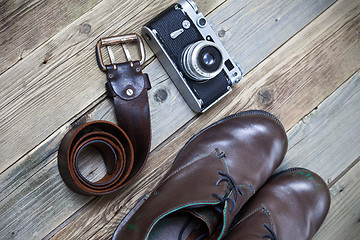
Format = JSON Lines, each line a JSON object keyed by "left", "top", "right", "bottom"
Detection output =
{"left": 0, "top": 154, "right": 92, "bottom": 239}
{"left": 0, "top": 0, "right": 221, "bottom": 75}
{"left": 0, "top": 0, "right": 357, "bottom": 239}
{"left": 48, "top": 0, "right": 360, "bottom": 239}
{"left": 282, "top": 70, "right": 360, "bottom": 238}
{"left": 0, "top": 0, "right": 339, "bottom": 206}
{"left": 0, "top": 0, "right": 335, "bottom": 174}
{"left": 0, "top": 0, "right": 227, "bottom": 201}
{"left": 0, "top": 0, "right": 226, "bottom": 203}
{"left": 313, "top": 158, "right": 360, "bottom": 240}
{"left": 210, "top": 0, "right": 338, "bottom": 73}
{"left": 278, "top": 71, "right": 360, "bottom": 181}
{"left": 0, "top": 0, "right": 178, "bottom": 172}
{"left": 0, "top": 0, "right": 226, "bottom": 174}
{"left": 0, "top": 0, "right": 103, "bottom": 74}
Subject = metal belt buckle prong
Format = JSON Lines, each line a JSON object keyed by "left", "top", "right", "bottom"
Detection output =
{"left": 96, "top": 33, "right": 145, "bottom": 71}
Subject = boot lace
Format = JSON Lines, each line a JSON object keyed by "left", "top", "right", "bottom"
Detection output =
{"left": 261, "top": 223, "right": 278, "bottom": 240}
{"left": 211, "top": 171, "right": 243, "bottom": 213}
{"left": 178, "top": 172, "right": 243, "bottom": 240}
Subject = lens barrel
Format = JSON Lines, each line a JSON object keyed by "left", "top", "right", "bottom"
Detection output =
{"left": 182, "top": 40, "right": 224, "bottom": 81}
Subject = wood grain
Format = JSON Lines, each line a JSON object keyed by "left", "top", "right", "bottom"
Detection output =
{"left": 313, "top": 158, "right": 360, "bottom": 240}
{"left": 73, "top": 69, "right": 360, "bottom": 240}
{"left": 209, "top": 0, "right": 338, "bottom": 73}
{"left": 0, "top": 0, "right": 228, "bottom": 174}
{"left": 278, "top": 71, "right": 360, "bottom": 181}
{"left": 0, "top": 0, "right": 102, "bottom": 74}
{"left": 49, "top": 0, "right": 359, "bottom": 239}
{"left": 0, "top": 0, "right": 358, "bottom": 239}
{"left": 284, "top": 70, "right": 360, "bottom": 239}
{"left": 0, "top": 0, "right": 341, "bottom": 202}
{"left": 0, "top": 0, "right": 335, "bottom": 175}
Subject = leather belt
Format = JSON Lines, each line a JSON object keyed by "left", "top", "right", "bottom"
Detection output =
{"left": 58, "top": 34, "right": 151, "bottom": 195}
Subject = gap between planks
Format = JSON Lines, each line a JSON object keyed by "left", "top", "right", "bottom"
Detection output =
{"left": 1, "top": 0, "right": 358, "bottom": 239}
{"left": 0, "top": 0, "right": 335, "bottom": 173}
{"left": 49, "top": 1, "right": 360, "bottom": 239}
{"left": 0, "top": 0, "right": 228, "bottom": 173}
{"left": 313, "top": 158, "right": 360, "bottom": 240}
{"left": 0, "top": 0, "right": 358, "bottom": 238}
{"left": 0, "top": 0, "right": 104, "bottom": 74}
{"left": 1, "top": 0, "right": 338, "bottom": 202}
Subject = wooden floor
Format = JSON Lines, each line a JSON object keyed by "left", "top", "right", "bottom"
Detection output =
{"left": 0, "top": 0, "right": 359, "bottom": 239}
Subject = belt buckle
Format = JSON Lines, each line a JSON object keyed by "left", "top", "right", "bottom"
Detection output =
{"left": 95, "top": 33, "right": 146, "bottom": 71}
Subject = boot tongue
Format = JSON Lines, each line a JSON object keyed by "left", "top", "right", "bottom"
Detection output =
{"left": 184, "top": 206, "right": 222, "bottom": 237}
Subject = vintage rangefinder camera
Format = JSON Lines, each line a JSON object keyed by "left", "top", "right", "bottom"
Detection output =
{"left": 142, "top": 0, "right": 242, "bottom": 112}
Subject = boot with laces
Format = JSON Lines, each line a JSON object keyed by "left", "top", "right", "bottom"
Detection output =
{"left": 112, "top": 110, "right": 288, "bottom": 240}
{"left": 224, "top": 168, "right": 330, "bottom": 240}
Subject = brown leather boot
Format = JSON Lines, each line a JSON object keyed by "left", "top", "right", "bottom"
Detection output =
{"left": 112, "top": 110, "right": 288, "bottom": 240}
{"left": 225, "top": 168, "right": 331, "bottom": 240}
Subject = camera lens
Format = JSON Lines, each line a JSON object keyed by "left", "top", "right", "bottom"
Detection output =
{"left": 182, "top": 41, "right": 224, "bottom": 81}
{"left": 198, "top": 46, "right": 222, "bottom": 72}
{"left": 202, "top": 52, "right": 215, "bottom": 66}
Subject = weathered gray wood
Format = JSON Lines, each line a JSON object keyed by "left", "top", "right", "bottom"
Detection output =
{"left": 49, "top": 1, "right": 360, "bottom": 239}
{"left": 0, "top": 0, "right": 103, "bottom": 74}
{"left": 0, "top": 0, "right": 335, "bottom": 174}
{"left": 57, "top": 64, "right": 360, "bottom": 239}
{"left": 0, "top": 0, "right": 181, "bottom": 172}
{"left": 0, "top": 0, "right": 225, "bottom": 201}
{"left": 239, "top": 0, "right": 360, "bottom": 130}
{"left": 1, "top": 0, "right": 345, "bottom": 202}
{"left": 0, "top": 154, "right": 92, "bottom": 240}
{"left": 210, "top": 0, "right": 337, "bottom": 74}
{"left": 0, "top": 0, "right": 226, "bottom": 173}
{"left": 0, "top": 0, "right": 358, "bottom": 239}
{"left": 278, "top": 71, "right": 360, "bottom": 181}
{"left": 313, "top": 159, "right": 360, "bottom": 240}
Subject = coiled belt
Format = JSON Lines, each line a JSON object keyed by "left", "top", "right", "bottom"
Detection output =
{"left": 58, "top": 34, "right": 151, "bottom": 195}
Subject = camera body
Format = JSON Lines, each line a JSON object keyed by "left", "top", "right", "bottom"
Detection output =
{"left": 142, "top": 0, "right": 242, "bottom": 112}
